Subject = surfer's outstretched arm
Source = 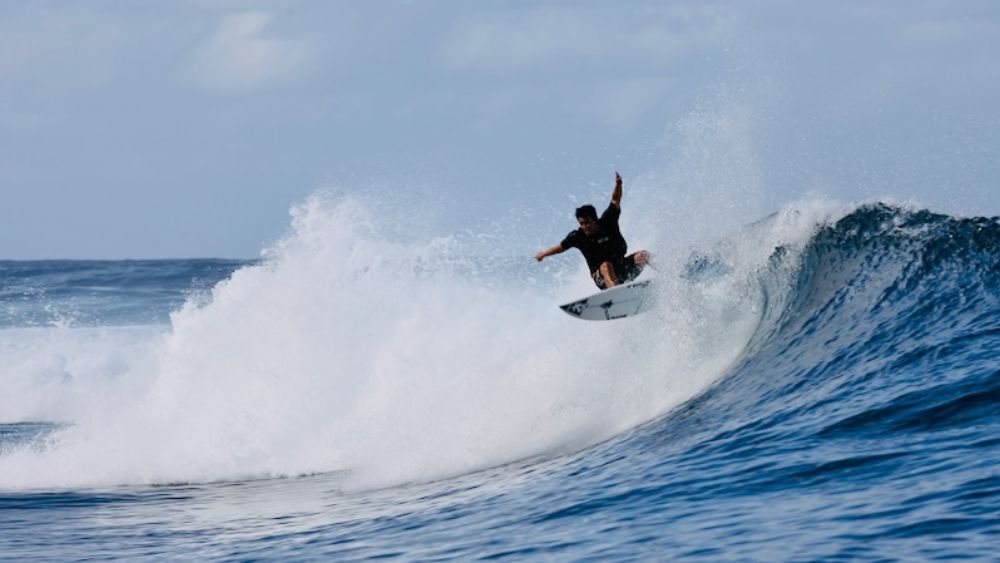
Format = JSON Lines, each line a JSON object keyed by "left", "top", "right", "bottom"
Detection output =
{"left": 535, "top": 244, "right": 566, "bottom": 262}
{"left": 611, "top": 172, "right": 622, "bottom": 207}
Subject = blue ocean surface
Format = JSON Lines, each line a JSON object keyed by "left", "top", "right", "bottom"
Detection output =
{"left": 1, "top": 203, "right": 998, "bottom": 560}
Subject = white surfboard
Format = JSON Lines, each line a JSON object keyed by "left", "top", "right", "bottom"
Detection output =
{"left": 559, "top": 279, "right": 653, "bottom": 321}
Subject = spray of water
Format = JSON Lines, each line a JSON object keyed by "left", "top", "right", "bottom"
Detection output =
{"left": 0, "top": 187, "right": 851, "bottom": 490}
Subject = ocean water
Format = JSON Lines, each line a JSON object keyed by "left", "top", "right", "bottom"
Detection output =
{"left": 1, "top": 199, "right": 998, "bottom": 560}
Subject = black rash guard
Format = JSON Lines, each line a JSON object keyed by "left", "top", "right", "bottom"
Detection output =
{"left": 560, "top": 203, "right": 628, "bottom": 274}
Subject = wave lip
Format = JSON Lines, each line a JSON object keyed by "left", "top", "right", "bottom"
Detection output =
{"left": 718, "top": 203, "right": 1000, "bottom": 435}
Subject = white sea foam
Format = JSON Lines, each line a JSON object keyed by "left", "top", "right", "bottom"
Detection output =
{"left": 0, "top": 192, "right": 850, "bottom": 490}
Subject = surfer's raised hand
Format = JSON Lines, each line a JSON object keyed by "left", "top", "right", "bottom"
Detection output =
{"left": 612, "top": 171, "right": 623, "bottom": 206}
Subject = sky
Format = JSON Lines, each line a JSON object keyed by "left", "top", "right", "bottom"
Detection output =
{"left": 2, "top": 0, "right": 998, "bottom": 259}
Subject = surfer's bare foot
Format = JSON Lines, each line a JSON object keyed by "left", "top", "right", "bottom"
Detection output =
{"left": 599, "top": 261, "right": 618, "bottom": 288}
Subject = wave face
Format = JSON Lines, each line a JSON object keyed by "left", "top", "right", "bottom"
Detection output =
{"left": 624, "top": 203, "right": 1000, "bottom": 558}
{"left": 0, "top": 201, "right": 997, "bottom": 559}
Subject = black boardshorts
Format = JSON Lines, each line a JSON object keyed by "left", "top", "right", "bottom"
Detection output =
{"left": 592, "top": 253, "right": 644, "bottom": 290}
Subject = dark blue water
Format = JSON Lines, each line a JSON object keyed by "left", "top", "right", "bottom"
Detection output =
{"left": 0, "top": 259, "right": 249, "bottom": 328}
{"left": 1, "top": 204, "right": 998, "bottom": 560}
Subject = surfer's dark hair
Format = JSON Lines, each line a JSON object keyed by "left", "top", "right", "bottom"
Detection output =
{"left": 575, "top": 205, "right": 598, "bottom": 221}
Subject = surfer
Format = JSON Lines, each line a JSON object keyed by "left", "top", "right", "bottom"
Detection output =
{"left": 535, "top": 172, "right": 649, "bottom": 289}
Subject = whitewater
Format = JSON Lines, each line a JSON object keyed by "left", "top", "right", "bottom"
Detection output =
{"left": 1, "top": 196, "right": 998, "bottom": 560}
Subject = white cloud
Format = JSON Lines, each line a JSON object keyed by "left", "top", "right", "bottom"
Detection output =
{"left": 437, "top": 4, "right": 728, "bottom": 75}
{"left": 432, "top": 4, "right": 732, "bottom": 131}
{"left": 188, "top": 11, "right": 313, "bottom": 92}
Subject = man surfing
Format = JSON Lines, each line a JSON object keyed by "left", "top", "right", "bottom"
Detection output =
{"left": 535, "top": 172, "right": 649, "bottom": 289}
